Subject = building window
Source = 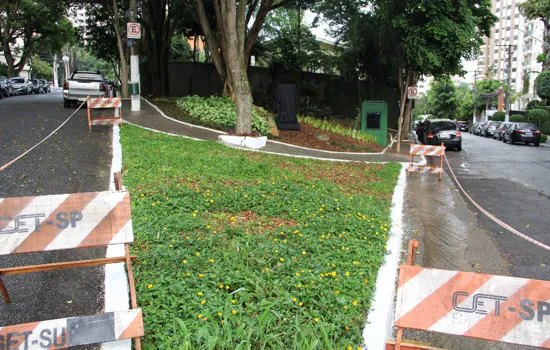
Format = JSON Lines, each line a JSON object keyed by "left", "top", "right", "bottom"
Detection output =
{"left": 496, "top": 29, "right": 500, "bottom": 33}
{"left": 512, "top": 79, "right": 516, "bottom": 83}
{"left": 507, "top": 5, "right": 511, "bottom": 9}
{"left": 513, "top": 57, "right": 517, "bottom": 61}
{"left": 512, "top": 68, "right": 516, "bottom": 72}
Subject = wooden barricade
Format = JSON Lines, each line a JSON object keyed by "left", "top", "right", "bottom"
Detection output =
{"left": 0, "top": 173, "right": 143, "bottom": 349}
{"left": 407, "top": 142, "right": 445, "bottom": 181}
{"left": 387, "top": 240, "right": 550, "bottom": 349}
{"left": 87, "top": 96, "right": 122, "bottom": 132}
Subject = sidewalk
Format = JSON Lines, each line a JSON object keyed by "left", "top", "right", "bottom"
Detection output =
{"left": 123, "top": 98, "right": 409, "bottom": 163}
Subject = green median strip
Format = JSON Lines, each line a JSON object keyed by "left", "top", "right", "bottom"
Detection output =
{"left": 121, "top": 125, "right": 401, "bottom": 349}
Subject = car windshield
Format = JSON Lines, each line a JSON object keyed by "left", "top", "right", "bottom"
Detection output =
{"left": 71, "top": 73, "right": 103, "bottom": 81}
{"left": 489, "top": 122, "right": 499, "bottom": 126}
{"left": 431, "top": 121, "right": 457, "bottom": 131}
{"left": 518, "top": 123, "right": 537, "bottom": 130}
{"left": 10, "top": 78, "right": 24, "bottom": 83}
{"left": 31, "top": 79, "right": 38, "bottom": 84}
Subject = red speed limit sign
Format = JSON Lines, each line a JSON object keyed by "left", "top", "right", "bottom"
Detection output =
{"left": 407, "top": 86, "right": 419, "bottom": 99}
{"left": 127, "top": 22, "right": 141, "bottom": 39}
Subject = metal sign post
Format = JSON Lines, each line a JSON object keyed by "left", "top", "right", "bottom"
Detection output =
{"left": 407, "top": 86, "right": 419, "bottom": 99}
{"left": 127, "top": 21, "right": 141, "bottom": 111}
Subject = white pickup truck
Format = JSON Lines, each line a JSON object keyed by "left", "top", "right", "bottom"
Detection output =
{"left": 63, "top": 71, "right": 116, "bottom": 108}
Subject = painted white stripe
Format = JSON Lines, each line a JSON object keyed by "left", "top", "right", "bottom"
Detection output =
{"left": 395, "top": 268, "right": 459, "bottom": 320}
{"left": 114, "top": 309, "right": 141, "bottom": 339}
{"left": 46, "top": 191, "right": 126, "bottom": 250}
{"left": 363, "top": 164, "right": 407, "bottom": 349}
{"left": 108, "top": 220, "right": 133, "bottom": 245}
{"left": 498, "top": 296, "right": 550, "bottom": 347}
{"left": 428, "top": 275, "right": 528, "bottom": 334}
{"left": 0, "top": 198, "right": 4, "bottom": 206}
{"left": 0, "top": 194, "right": 69, "bottom": 254}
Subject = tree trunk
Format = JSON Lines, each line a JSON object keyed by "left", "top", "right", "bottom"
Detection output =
{"left": 235, "top": 69, "right": 253, "bottom": 134}
{"left": 396, "top": 70, "right": 413, "bottom": 153}
{"left": 112, "top": 0, "right": 128, "bottom": 97}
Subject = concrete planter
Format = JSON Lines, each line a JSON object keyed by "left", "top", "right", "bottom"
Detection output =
{"left": 219, "top": 135, "right": 267, "bottom": 149}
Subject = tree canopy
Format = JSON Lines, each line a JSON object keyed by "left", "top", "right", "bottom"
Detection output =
{"left": 519, "top": 0, "right": 550, "bottom": 71}
{"left": 426, "top": 78, "right": 458, "bottom": 119}
{"left": 535, "top": 71, "right": 550, "bottom": 100}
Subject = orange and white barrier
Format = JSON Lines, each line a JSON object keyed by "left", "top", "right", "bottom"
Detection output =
{"left": 0, "top": 309, "right": 143, "bottom": 349}
{"left": 87, "top": 96, "right": 122, "bottom": 131}
{"left": 407, "top": 142, "right": 445, "bottom": 180}
{"left": 395, "top": 265, "right": 550, "bottom": 348}
{"left": 0, "top": 191, "right": 132, "bottom": 255}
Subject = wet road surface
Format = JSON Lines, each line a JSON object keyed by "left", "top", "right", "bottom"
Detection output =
{"left": 402, "top": 132, "right": 549, "bottom": 349}
{"left": 0, "top": 89, "right": 112, "bottom": 345}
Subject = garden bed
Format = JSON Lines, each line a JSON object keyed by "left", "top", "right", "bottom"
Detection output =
{"left": 150, "top": 98, "right": 382, "bottom": 153}
{"left": 121, "top": 125, "right": 401, "bottom": 349}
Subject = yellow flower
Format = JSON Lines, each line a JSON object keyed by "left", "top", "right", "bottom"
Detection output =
{"left": 298, "top": 302, "right": 303, "bottom": 306}
{"left": 209, "top": 259, "right": 215, "bottom": 263}
{"left": 345, "top": 326, "right": 350, "bottom": 330}
{"left": 198, "top": 274, "right": 205, "bottom": 278}
{"left": 197, "top": 314, "right": 203, "bottom": 319}
{"left": 348, "top": 346, "right": 353, "bottom": 350}
{"left": 147, "top": 284, "right": 153, "bottom": 289}
{"left": 140, "top": 194, "right": 144, "bottom": 197}
{"left": 346, "top": 272, "right": 350, "bottom": 277}
{"left": 364, "top": 279, "right": 369, "bottom": 284}
{"left": 331, "top": 271, "right": 337, "bottom": 277}
{"left": 206, "top": 225, "right": 211, "bottom": 229}
{"left": 301, "top": 251, "right": 307, "bottom": 255}
{"left": 151, "top": 203, "right": 156, "bottom": 206}
{"left": 198, "top": 292, "right": 203, "bottom": 296}
{"left": 232, "top": 310, "right": 237, "bottom": 315}
{"left": 183, "top": 260, "right": 188, "bottom": 264}
{"left": 279, "top": 258, "right": 285, "bottom": 262}
{"left": 169, "top": 244, "right": 173, "bottom": 248}
{"left": 335, "top": 290, "right": 340, "bottom": 294}
{"left": 295, "top": 272, "right": 300, "bottom": 276}
{"left": 203, "top": 317, "right": 208, "bottom": 321}
{"left": 218, "top": 312, "right": 223, "bottom": 317}
{"left": 192, "top": 213, "right": 197, "bottom": 217}
{"left": 231, "top": 300, "right": 236, "bottom": 304}
{"left": 186, "top": 273, "right": 191, "bottom": 277}
{"left": 201, "top": 300, "right": 206, "bottom": 305}
{"left": 225, "top": 285, "right": 230, "bottom": 290}
{"left": 314, "top": 317, "right": 319, "bottom": 323}
{"left": 352, "top": 300, "right": 358, "bottom": 306}
{"left": 358, "top": 347, "right": 363, "bottom": 350}
{"left": 344, "top": 305, "right": 348, "bottom": 310}
{"left": 244, "top": 194, "right": 248, "bottom": 198}
{"left": 219, "top": 283, "right": 224, "bottom": 289}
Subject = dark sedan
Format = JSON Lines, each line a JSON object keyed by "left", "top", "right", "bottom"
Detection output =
{"left": 503, "top": 123, "right": 542, "bottom": 146}
{"left": 424, "top": 119, "right": 462, "bottom": 151}
{"left": 458, "top": 122, "right": 469, "bottom": 132}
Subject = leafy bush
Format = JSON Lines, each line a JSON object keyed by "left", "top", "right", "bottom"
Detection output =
{"left": 526, "top": 100, "right": 542, "bottom": 110}
{"left": 527, "top": 108, "right": 550, "bottom": 130}
{"left": 297, "top": 96, "right": 332, "bottom": 119}
{"left": 541, "top": 134, "right": 548, "bottom": 143}
{"left": 177, "top": 96, "right": 270, "bottom": 135}
{"left": 298, "top": 115, "right": 376, "bottom": 144}
{"left": 535, "top": 71, "right": 550, "bottom": 100}
{"left": 492, "top": 111, "right": 505, "bottom": 121}
{"left": 510, "top": 114, "right": 525, "bottom": 122}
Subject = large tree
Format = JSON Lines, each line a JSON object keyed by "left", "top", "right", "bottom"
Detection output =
{"left": 0, "top": 0, "right": 74, "bottom": 77}
{"left": 426, "top": 78, "right": 458, "bottom": 119}
{"left": 194, "top": 0, "right": 314, "bottom": 134}
{"left": 520, "top": 0, "right": 550, "bottom": 71}
{"left": 320, "top": 0, "right": 496, "bottom": 150}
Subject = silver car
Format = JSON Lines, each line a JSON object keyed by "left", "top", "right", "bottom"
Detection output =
{"left": 9, "top": 77, "right": 32, "bottom": 95}
{"left": 63, "top": 71, "right": 112, "bottom": 108}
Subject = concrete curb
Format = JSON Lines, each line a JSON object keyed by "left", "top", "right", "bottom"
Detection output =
{"left": 363, "top": 163, "right": 407, "bottom": 350}
{"left": 102, "top": 124, "right": 131, "bottom": 350}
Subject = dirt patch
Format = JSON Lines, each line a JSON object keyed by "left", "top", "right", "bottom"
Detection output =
{"left": 205, "top": 211, "right": 297, "bottom": 234}
{"left": 276, "top": 123, "right": 384, "bottom": 153}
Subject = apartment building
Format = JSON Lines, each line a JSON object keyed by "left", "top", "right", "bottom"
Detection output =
{"left": 476, "top": 0, "right": 545, "bottom": 109}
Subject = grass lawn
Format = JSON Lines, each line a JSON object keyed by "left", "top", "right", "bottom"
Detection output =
{"left": 121, "top": 125, "right": 401, "bottom": 349}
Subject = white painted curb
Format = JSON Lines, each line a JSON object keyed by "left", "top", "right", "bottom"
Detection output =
{"left": 363, "top": 163, "right": 407, "bottom": 350}
{"left": 102, "top": 124, "right": 131, "bottom": 350}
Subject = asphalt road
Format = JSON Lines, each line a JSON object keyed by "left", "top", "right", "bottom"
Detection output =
{"left": 0, "top": 89, "right": 112, "bottom": 338}
{"left": 445, "top": 133, "right": 550, "bottom": 281}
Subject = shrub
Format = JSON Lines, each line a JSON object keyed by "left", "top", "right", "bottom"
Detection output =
{"left": 509, "top": 114, "right": 524, "bottom": 122}
{"left": 541, "top": 134, "right": 548, "bottom": 144}
{"left": 492, "top": 111, "right": 505, "bottom": 121}
{"left": 298, "top": 115, "right": 376, "bottom": 143}
{"left": 176, "top": 95, "right": 270, "bottom": 135}
{"left": 527, "top": 108, "right": 550, "bottom": 130}
{"left": 526, "top": 100, "right": 542, "bottom": 110}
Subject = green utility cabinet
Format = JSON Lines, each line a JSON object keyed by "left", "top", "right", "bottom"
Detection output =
{"left": 361, "top": 101, "right": 388, "bottom": 147}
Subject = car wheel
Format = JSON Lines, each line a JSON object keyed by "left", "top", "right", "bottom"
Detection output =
{"left": 534, "top": 142, "right": 540, "bottom": 147}
{"left": 456, "top": 145, "right": 462, "bottom": 151}
{"left": 63, "top": 98, "right": 71, "bottom": 108}
{"left": 510, "top": 136, "right": 515, "bottom": 145}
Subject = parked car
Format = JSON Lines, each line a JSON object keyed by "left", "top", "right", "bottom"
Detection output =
{"left": 9, "top": 77, "right": 32, "bottom": 95}
{"left": 30, "top": 79, "right": 43, "bottom": 94}
{"left": 494, "top": 122, "right": 512, "bottom": 140}
{"left": 63, "top": 71, "right": 113, "bottom": 108}
{"left": 39, "top": 79, "right": 50, "bottom": 93}
{"left": 481, "top": 121, "right": 500, "bottom": 137}
{"left": 457, "top": 122, "right": 469, "bottom": 132}
{"left": 470, "top": 122, "right": 478, "bottom": 134}
{"left": 423, "top": 119, "right": 462, "bottom": 151}
{"left": 0, "top": 76, "right": 14, "bottom": 98}
{"left": 502, "top": 122, "right": 542, "bottom": 146}
{"left": 476, "top": 122, "right": 486, "bottom": 135}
